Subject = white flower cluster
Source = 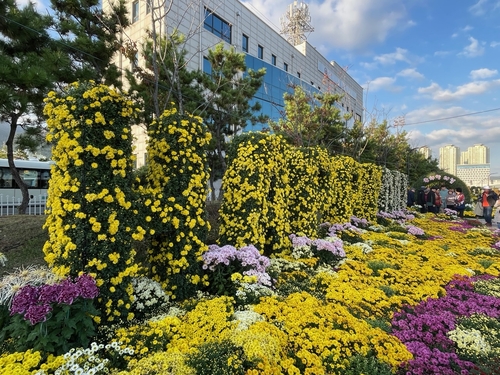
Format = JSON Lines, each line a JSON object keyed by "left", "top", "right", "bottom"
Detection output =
{"left": 349, "top": 242, "right": 374, "bottom": 254}
{"left": 36, "top": 342, "right": 134, "bottom": 375}
{"left": 291, "top": 245, "right": 313, "bottom": 259}
{"left": 233, "top": 309, "right": 265, "bottom": 331}
{"left": 268, "top": 257, "right": 306, "bottom": 274}
{"left": 314, "top": 264, "right": 338, "bottom": 275}
{"left": 368, "top": 225, "right": 384, "bottom": 232}
{"left": 235, "top": 282, "right": 275, "bottom": 305}
{"left": 131, "top": 277, "right": 169, "bottom": 311}
{"left": 448, "top": 327, "right": 491, "bottom": 355}
{"left": 0, "top": 252, "right": 6, "bottom": 267}
{"left": 0, "top": 265, "right": 60, "bottom": 306}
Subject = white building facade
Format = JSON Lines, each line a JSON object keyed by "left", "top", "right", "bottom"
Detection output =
{"left": 104, "top": 0, "right": 364, "bottom": 167}
{"left": 456, "top": 164, "right": 491, "bottom": 188}
{"left": 439, "top": 144, "right": 460, "bottom": 176}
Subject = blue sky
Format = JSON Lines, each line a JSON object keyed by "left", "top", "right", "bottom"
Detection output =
{"left": 243, "top": 0, "right": 500, "bottom": 172}
{"left": 13, "top": 0, "right": 500, "bottom": 173}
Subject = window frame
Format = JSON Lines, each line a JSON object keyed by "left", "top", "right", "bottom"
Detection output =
{"left": 132, "top": 0, "right": 139, "bottom": 23}
{"left": 258, "top": 45, "right": 264, "bottom": 59}
{"left": 204, "top": 8, "right": 232, "bottom": 44}
{"left": 242, "top": 34, "right": 249, "bottom": 52}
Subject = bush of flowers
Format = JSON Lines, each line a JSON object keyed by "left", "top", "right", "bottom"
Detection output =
{"left": 0, "top": 274, "right": 99, "bottom": 355}
{"left": 201, "top": 244, "right": 272, "bottom": 301}
{"left": 219, "top": 133, "right": 292, "bottom": 255}
{"left": 144, "top": 105, "right": 212, "bottom": 300}
{"left": 2, "top": 210, "right": 500, "bottom": 373}
{"left": 220, "top": 133, "right": 385, "bottom": 256}
{"left": 4, "top": 81, "right": 500, "bottom": 374}
{"left": 43, "top": 81, "right": 139, "bottom": 322}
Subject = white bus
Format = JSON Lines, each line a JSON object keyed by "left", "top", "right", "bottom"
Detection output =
{"left": 0, "top": 159, "right": 53, "bottom": 214}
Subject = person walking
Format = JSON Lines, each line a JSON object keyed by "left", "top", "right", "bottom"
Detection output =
{"left": 480, "top": 186, "right": 498, "bottom": 227}
{"left": 426, "top": 187, "right": 437, "bottom": 213}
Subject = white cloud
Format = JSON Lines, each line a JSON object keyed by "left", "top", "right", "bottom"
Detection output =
{"left": 364, "top": 76, "right": 397, "bottom": 92}
{"left": 406, "top": 105, "right": 500, "bottom": 154}
{"left": 243, "top": 0, "right": 409, "bottom": 51}
{"left": 469, "top": 0, "right": 489, "bottom": 16}
{"left": 418, "top": 80, "right": 500, "bottom": 101}
{"left": 470, "top": 68, "right": 498, "bottom": 80}
{"left": 459, "top": 37, "right": 485, "bottom": 57}
{"left": 374, "top": 47, "right": 411, "bottom": 65}
{"left": 397, "top": 68, "right": 424, "bottom": 80}
{"left": 491, "top": 41, "right": 500, "bottom": 47}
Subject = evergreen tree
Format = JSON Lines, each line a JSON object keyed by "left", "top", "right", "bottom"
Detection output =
{"left": 50, "top": 0, "right": 130, "bottom": 87}
{"left": 0, "top": 0, "right": 67, "bottom": 213}
{"left": 269, "top": 85, "right": 351, "bottom": 153}
{"left": 203, "top": 43, "right": 267, "bottom": 199}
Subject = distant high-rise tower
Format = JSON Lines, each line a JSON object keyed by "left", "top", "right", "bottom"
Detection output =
{"left": 418, "top": 146, "right": 432, "bottom": 159}
{"left": 280, "top": 1, "right": 314, "bottom": 46}
{"left": 439, "top": 145, "right": 460, "bottom": 175}
{"left": 460, "top": 144, "right": 489, "bottom": 165}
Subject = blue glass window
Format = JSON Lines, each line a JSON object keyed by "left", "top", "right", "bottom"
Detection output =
{"left": 258, "top": 45, "right": 264, "bottom": 59}
{"left": 242, "top": 34, "right": 249, "bottom": 52}
{"left": 272, "top": 54, "right": 277, "bottom": 66}
{"left": 204, "top": 8, "right": 232, "bottom": 44}
{"left": 203, "top": 56, "right": 212, "bottom": 75}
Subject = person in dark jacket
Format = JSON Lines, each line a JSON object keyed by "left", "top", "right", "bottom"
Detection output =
{"left": 426, "top": 187, "right": 437, "bottom": 213}
{"left": 416, "top": 186, "right": 427, "bottom": 213}
{"left": 407, "top": 188, "right": 416, "bottom": 208}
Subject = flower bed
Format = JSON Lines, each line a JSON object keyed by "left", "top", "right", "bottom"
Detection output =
{"left": 0, "top": 212, "right": 499, "bottom": 374}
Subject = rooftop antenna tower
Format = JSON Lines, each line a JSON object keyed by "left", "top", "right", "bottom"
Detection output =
{"left": 280, "top": 1, "right": 314, "bottom": 46}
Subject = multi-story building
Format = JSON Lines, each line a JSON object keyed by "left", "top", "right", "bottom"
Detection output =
{"left": 439, "top": 144, "right": 460, "bottom": 176}
{"left": 418, "top": 146, "right": 431, "bottom": 159}
{"left": 460, "top": 144, "right": 489, "bottom": 165}
{"left": 104, "top": 0, "right": 364, "bottom": 167}
{"left": 456, "top": 164, "right": 490, "bottom": 187}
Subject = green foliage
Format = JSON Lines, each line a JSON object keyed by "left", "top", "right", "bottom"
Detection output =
{"left": 0, "top": 298, "right": 98, "bottom": 356}
{"left": 366, "top": 317, "right": 393, "bottom": 333}
{"left": 269, "top": 85, "right": 349, "bottom": 152}
{"left": 338, "top": 354, "right": 394, "bottom": 375}
{"left": 49, "top": 0, "right": 130, "bottom": 87}
{"left": 367, "top": 260, "right": 398, "bottom": 277}
{"left": 125, "top": 31, "right": 205, "bottom": 122}
{"left": 186, "top": 339, "right": 252, "bottom": 375}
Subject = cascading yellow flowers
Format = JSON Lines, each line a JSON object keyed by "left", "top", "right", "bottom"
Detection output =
{"left": 219, "top": 133, "right": 382, "bottom": 256}
{"left": 43, "top": 81, "right": 139, "bottom": 322}
{"left": 145, "top": 105, "right": 211, "bottom": 300}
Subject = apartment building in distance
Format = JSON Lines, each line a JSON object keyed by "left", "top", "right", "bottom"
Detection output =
{"left": 439, "top": 144, "right": 491, "bottom": 187}
{"left": 103, "top": 0, "right": 364, "bottom": 167}
{"left": 439, "top": 144, "right": 460, "bottom": 176}
{"left": 418, "top": 146, "right": 432, "bottom": 159}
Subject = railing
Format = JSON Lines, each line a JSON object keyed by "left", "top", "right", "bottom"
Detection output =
{"left": 0, "top": 195, "right": 47, "bottom": 216}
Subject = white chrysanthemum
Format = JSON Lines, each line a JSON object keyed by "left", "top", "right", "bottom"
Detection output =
{"left": 448, "top": 327, "right": 491, "bottom": 354}
{"left": 233, "top": 309, "right": 265, "bottom": 331}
